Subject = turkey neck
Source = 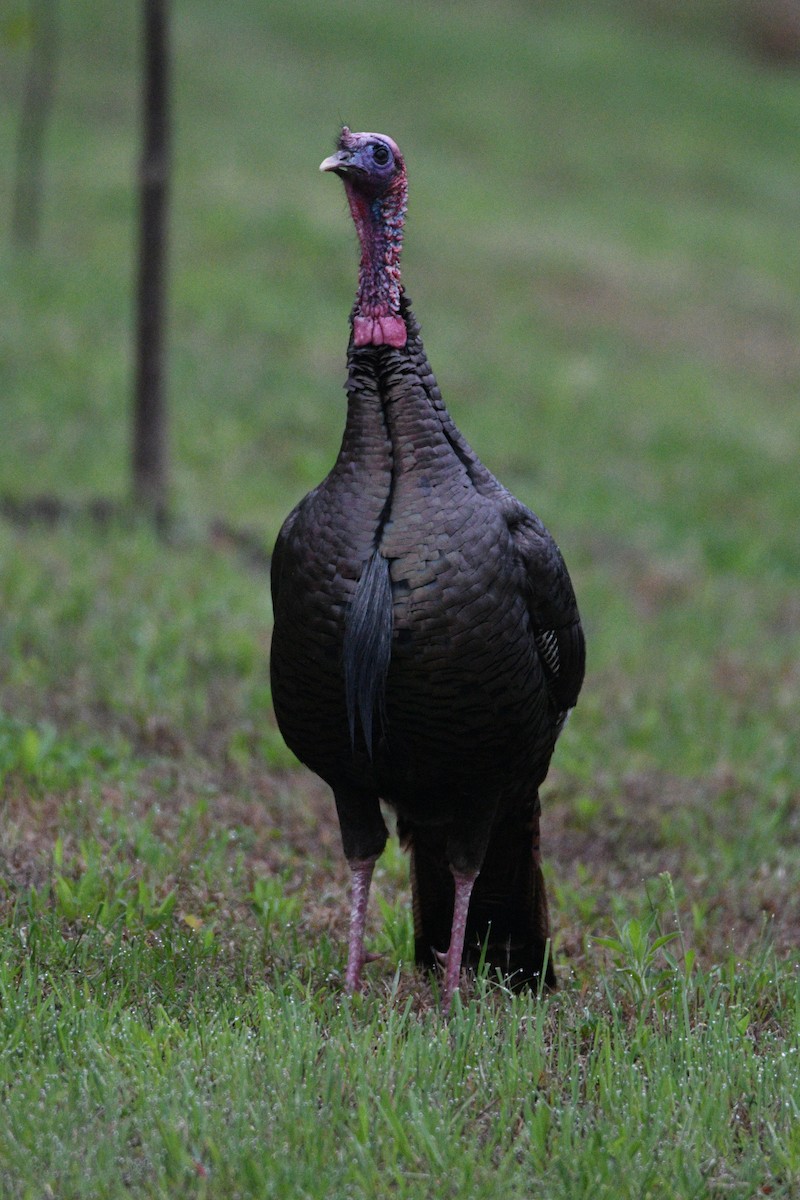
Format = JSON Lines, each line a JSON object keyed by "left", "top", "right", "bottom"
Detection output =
{"left": 343, "top": 173, "right": 407, "bottom": 348}
{"left": 340, "top": 316, "right": 476, "bottom": 544}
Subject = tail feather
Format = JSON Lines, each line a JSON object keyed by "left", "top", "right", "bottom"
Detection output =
{"left": 343, "top": 548, "right": 392, "bottom": 753}
{"left": 406, "top": 797, "right": 556, "bottom": 990}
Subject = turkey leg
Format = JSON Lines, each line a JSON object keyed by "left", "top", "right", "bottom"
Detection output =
{"left": 344, "top": 855, "right": 379, "bottom": 993}
{"left": 441, "top": 867, "right": 479, "bottom": 1009}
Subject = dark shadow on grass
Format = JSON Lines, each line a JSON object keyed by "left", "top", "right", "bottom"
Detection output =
{"left": 0, "top": 493, "right": 272, "bottom": 571}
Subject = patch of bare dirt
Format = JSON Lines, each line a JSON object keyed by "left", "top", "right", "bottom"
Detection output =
{"left": 2, "top": 752, "right": 798, "bottom": 992}
{"left": 539, "top": 268, "right": 800, "bottom": 386}
{"left": 544, "top": 766, "right": 800, "bottom": 970}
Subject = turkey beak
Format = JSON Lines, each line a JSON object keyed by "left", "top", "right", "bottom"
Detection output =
{"left": 320, "top": 150, "right": 352, "bottom": 175}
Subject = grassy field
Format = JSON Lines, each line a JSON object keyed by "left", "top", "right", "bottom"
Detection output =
{"left": 1, "top": 0, "right": 799, "bottom": 1196}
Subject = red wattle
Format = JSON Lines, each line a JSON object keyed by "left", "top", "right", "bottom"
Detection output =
{"left": 353, "top": 315, "right": 407, "bottom": 348}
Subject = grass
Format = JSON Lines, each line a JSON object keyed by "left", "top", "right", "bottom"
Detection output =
{"left": 1, "top": 0, "right": 799, "bottom": 1195}
{"left": 1, "top": 942, "right": 796, "bottom": 1198}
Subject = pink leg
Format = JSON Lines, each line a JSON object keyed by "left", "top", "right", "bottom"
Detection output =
{"left": 442, "top": 868, "right": 478, "bottom": 1010}
{"left": 344, "top": 855, "right": 378, "bottom": 994}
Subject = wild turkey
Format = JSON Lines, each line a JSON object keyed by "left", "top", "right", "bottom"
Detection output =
{"left": 270, "top": 128, "right": 585, "bottom": 1007}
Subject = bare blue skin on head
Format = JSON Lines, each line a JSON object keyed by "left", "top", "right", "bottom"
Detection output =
{"left": 320, "top": 127, "right": 408, "bottom": 348}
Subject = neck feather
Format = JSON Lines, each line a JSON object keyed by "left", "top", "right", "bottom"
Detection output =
{"left": 344, "top": 177, "right": 407, "bottom": 348}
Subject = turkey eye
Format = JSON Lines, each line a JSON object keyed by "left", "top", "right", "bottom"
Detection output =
{"left": 372, "top": 143, "right": 390, "bottom": 166}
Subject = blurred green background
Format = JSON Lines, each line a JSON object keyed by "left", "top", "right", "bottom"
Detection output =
{"left": 2, "top": 0, "right": 797, "bottom": 550}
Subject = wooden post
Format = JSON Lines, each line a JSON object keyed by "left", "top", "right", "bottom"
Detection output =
{"left": 12, "top": 0, "right": 58, "bottom": 247}
{"left": 133, "top": 0, "right": 171, "bottom": 524}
